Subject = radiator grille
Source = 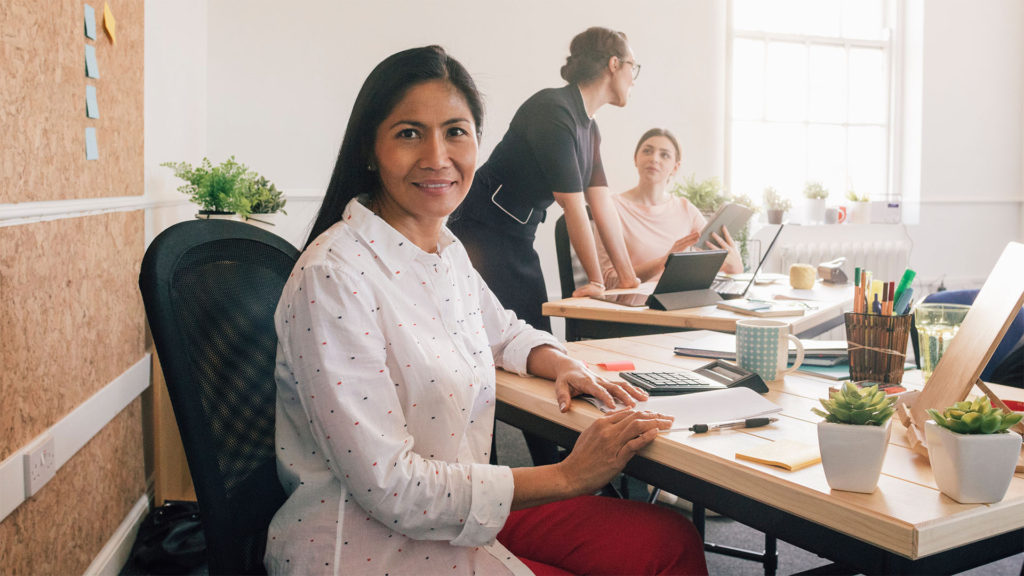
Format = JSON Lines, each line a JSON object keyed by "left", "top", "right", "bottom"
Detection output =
{"left": 775, "top": 240, "right": 911, "bottom": 284}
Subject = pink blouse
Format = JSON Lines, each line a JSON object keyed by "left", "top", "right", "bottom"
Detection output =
{"left": 596, "top": 193, "right": 707, "bottom": 289}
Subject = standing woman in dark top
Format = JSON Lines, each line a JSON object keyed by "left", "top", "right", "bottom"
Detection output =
{"left": 450, "top": 26, "right": 641, "bottom": 334}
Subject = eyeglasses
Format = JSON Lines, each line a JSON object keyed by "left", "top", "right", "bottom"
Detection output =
{"left": 620, "top": 58, "right": 641, "bottom": 80}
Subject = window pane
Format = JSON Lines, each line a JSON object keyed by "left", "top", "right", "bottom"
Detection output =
{"left": 798, "top": 0, "right": 842, "bottom": 37}
{"left": 733, "top": 0, "right": 771, "bottom": 32}
{"left": 763, "top": 123, "right": 806, "bottom": 199}
{"left": 765, "top": 41, "right": 806, "bottom": 122}
{"left": 842, "top": 0, "right": 886, "bottom": 40}
{"left": 849, "top": 48, "right": 887, "bottom": 124}
{"left": 807, "top": 125, "right": 846, "bottom": 195}
{"left": 808, "top": 46, "right": 846, "bottom": 123}
{"left": 848, "top": 126, "right": 887, "bottom": 197}
{"left": 732, "top": 39, "right": 764, "bottom": 120}
{"left": 730, "top": 121, "right": 767, "bottom": 198}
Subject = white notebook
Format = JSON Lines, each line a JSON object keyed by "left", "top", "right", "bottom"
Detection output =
{"left": 584, "top": 386, "right": 782, "bottom": 432}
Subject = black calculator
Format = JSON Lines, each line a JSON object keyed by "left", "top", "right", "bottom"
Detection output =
{"left": 619, "top": 360, "right": 768, "bottom": 396}
{"left": 619, "top": 370, "right": 727, "bottom": 395}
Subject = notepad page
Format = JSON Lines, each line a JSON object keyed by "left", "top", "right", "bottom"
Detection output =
{"left": 583, "top": 387, "right": 782, "bottom": 431}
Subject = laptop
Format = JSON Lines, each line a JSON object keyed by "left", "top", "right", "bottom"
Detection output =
{"left": 710, "top": 224, "right": 785, "bottom": 300}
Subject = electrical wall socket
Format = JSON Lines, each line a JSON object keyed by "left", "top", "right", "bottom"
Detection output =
{"left": 23, "top": 434, "right": 56, "bottom": 497}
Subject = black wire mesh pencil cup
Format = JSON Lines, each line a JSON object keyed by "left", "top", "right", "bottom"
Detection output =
{"left": 844, "top": 312, "right": 912, "bottom": 384}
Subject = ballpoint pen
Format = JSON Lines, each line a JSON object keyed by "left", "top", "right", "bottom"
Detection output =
{"left": 689, "top": 417, "right": 778, "bottom": 433}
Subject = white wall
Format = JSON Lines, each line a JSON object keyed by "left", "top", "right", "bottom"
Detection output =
{"left": 907, "top": 0, "right": 1023, "bottom": 290}
{"left": 145, "top": 0, "right": 1023, "bottom": 296}
{"left": 144, "top": 0, "right": 209, "bottom": 244}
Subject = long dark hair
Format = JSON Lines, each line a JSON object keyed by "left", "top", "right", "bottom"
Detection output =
{"left": 559, "top": 27, "right": 630, "bottom": 85}
{"left": 305, "top": 45, "right": 484, "bottom": 249}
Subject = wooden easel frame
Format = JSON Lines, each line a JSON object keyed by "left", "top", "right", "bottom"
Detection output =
{"left": 898, "top": 242, "right": 1024, "bottom": 472}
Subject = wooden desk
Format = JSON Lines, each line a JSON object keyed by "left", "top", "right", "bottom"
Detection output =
{"left": 495, "top": 333, "right": 1024, "bottom": 574}
{"left": 544, "top": 282, "right": 852, "bottom": 338}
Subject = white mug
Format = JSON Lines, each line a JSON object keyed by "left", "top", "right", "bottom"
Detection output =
{"left": 736, "top": 319, "right": 805, "bottom": 381}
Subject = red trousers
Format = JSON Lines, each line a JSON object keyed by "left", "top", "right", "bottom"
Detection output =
{"left": 497, "top": 495, "right": 708, "bottom": 576}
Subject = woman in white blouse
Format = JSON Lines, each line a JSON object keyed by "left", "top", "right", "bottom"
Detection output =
{"left": 265, "top": 46, "right": 708, "bottom": 576}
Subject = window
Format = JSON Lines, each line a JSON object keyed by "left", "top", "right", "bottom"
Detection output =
{"left": 728, "top": 0, "right": 897, "bottom": 208}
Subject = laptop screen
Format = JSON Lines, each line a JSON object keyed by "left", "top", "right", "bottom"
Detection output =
{"left": 714, "top": 224, "right": 785, "bottom": 297}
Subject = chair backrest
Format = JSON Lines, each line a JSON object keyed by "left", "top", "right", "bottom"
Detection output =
{"left": 139, "top": 219, "right": 299, "bottom": 575}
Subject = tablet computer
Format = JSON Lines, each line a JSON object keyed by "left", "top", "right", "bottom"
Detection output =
{"left": 654, "top": 250, "right": 728, "bottom": 294}
{"left": 697, "top": 203, "right": 754, "bottom": 249}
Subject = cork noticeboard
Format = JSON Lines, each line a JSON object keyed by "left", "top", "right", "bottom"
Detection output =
{"left": 0, "top": 0, "right": 143, "bottom": 203}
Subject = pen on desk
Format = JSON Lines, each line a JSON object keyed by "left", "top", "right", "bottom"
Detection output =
{"left": 689, "top": 417, "right": 778, "bottom": 434}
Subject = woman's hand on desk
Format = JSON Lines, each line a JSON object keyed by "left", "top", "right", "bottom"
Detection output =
{"left": 551, "top": 358, "right": 649, "bottom": 412}
{"left": 559, "top": 409, "right": 673, "bottom": 494}
{"left": 572, "top": 281, "right": 606, "bottom": 298}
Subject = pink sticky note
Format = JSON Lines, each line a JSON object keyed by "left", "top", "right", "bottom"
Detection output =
{"left": 596, "top": 361, "right": 635, "bottom": 371}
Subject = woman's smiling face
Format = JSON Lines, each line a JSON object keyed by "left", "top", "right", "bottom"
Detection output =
{"left": 372, "top": 79, "right": 478, "bottom": 229}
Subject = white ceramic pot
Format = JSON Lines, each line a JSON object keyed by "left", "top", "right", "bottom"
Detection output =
{"left": 847, "top": 202, "right": 871, "bottom": 224}
{"left": 805, "top": 198, "right": 826, "bottom": 224}
{"left": 924, "top": 420, "right": 1022, "bottom": 504}
{"left": 817, "top": 420, "right": 892, "bottom": 493}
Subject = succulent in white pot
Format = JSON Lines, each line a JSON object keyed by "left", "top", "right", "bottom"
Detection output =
{"left": 925, "top": 397, "right": 1023, "bottom": 504}
{"left": 813, "top": 381, "right": 897, "bottom": 493}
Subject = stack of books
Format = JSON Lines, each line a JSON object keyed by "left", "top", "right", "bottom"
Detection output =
{"left": 673, "top": 330, "right": 848, "bottom": 366}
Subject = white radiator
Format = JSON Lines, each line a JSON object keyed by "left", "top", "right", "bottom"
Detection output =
{"left": 754, "top": 224, "right": 913, "bottom": 285}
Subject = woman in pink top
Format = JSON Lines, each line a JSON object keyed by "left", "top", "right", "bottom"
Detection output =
{"left": 597, "top": 128, "right": 742, "bottom": 288}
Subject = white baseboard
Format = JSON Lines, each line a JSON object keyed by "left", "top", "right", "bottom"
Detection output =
{"left": 84, "top": 495, "right": 151, "bottom": 576}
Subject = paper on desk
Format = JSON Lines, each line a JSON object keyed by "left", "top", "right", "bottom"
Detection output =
{"left": 582, "top": 387, "right": 782, "bottom": 431}
{"left": 735, "top": 439, "right": 821, "bottom": 471}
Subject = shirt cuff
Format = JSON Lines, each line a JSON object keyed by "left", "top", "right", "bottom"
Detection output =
{"left": 502, "top": 329, "right": 566, "bottom": 377}
{"left": 450, "top": 463, "right": 515, "bottom": 547}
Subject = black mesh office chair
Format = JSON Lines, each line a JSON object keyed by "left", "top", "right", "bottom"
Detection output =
{"left": 554, "top": 214, "right": 679, "bottom": 342}
{"left": 139, "top": 219, "right": 298, "bottom": 575}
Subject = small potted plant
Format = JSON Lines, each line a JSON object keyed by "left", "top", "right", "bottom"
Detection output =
{"left": 803, "top": 180, "right": 829, "bottom": 224}
{"left": 241, "top": 174, "right": 287, "bottom": 229}
{"left": 763, "top": 186, "right": 791, "bottom": 225}
{"left": 812, "top": 381, "right": 896, "bottom": 493}
{"left": 925, "top": 397, "right": 1022, "bottom": 503}
{"left": 161, "top": 156, "right": 252, "bottom": 219}
{"left": 845, "top": 190, "right": 871, "bottom": 225}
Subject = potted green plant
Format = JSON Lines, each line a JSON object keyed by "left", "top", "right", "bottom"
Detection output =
{"left": 241, "top": 174, "right": 287, "bottom": 229}
{"left": 925, "top": 397, "right": 1022, "bottom": 503}
{"left": 845, "top": 190, "right": 871, "bottom": 225}
{"left": 670, "top": 174, "right": 759, "bottom": 270}
{"left": 161, "top": 156, "right": 252, "bottom": 219}
{"left": 803, "top": 181, "right": 829, "bottom": 224}
{"left": 812, "top": 381, "right": 896, "bottom": 493}
{"left": 763, "top": 186, "right": 791, "bottom": 225}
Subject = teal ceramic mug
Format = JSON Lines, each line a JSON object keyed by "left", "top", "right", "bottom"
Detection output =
{"left": 736, "top": 319, "right": 805, "bottom": 382}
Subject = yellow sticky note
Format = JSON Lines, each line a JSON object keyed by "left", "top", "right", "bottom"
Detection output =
{"left": 103, "top": 2, "right": 116, "bottom": 45}
{"left": 735, "top": 439, "right": 821, "bottom": 471}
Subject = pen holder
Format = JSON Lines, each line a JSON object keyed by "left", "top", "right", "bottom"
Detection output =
{"left": 844, "top": 312, "right": 912, "bottom": 384}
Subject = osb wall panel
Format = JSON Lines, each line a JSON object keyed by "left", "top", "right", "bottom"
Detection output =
{"left": 0, "top": 211, "right": 145, "bottom": 459}
{"left": 0, "top": 400, "right": 145, "bottom": 576}
{"left": 0, "top": 0, "right": 144, "bottom": 203}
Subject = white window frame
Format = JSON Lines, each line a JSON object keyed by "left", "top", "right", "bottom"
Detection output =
{"left": 724, "top": 0, "right": 903, "bottom": 204}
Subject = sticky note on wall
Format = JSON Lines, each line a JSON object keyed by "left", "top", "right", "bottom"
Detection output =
{"left": 85, "top": 44, "right": 99, "bottom": 78}
{"left": 84, "top": 4, "right": 97, "bottom": 39}
{"left": 103, "top": 3, "right": 116, "bottom": 45}
{"left": 85, "top": 127, "right": 98, "bottom": 160}
{"left": 85, "top": 85, "right": 99, "bottom": 118}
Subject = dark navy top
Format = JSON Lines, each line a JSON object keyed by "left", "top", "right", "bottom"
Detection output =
{"left": 456, "top": 84, "right": 607, "bottom": 230}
